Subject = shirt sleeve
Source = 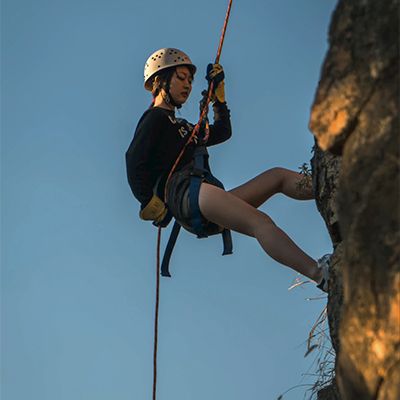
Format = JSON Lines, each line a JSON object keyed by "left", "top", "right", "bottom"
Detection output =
{"left": 206, "top": 101, "right": 232, "bottom": 146}
{"left": 125, "top": 110, "right": 163, "bottom": 208}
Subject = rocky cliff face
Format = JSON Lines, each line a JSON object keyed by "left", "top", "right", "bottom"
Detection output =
{"left": 309, "top": 1, "right": 399, "bottom": 399}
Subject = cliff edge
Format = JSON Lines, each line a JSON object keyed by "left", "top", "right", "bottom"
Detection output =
{"left": 309, "top": 1, "right": 399, "bottom": 399}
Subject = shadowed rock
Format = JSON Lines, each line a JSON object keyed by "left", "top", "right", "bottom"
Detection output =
{"left": 309, "top": 1, "right": 399, "bottom": 399}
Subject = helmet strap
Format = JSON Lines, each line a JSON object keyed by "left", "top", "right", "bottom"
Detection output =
{"left": 152, "top": 68, "right": 182, "bottom": 110}
{"left": 162, "top": 92, "right": 181, "bottom": 110}
{"left": 164, "top": 72, "right": 182, "bottom": 109}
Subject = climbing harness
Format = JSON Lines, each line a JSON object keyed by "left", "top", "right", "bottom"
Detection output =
{"left": 161, "top": 145, "right": 233, "bottom": 277}
{"left": 152, "top": 1, "right": 233, "bottom": 399}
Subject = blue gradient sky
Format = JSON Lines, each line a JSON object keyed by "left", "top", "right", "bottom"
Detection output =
{"left": 2, "top": 1, "right": 337, "bottom": 399}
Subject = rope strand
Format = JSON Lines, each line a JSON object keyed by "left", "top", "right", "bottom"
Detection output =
{"left": 215, "top": 0, "right": 233, "bottom": 63}
{"left": 164, "top": 0, "right": 233, "bottom": 202}
{"left": 152, "top": 2, "right": 233, "bottom": 399}
{"left": 153, "top": 226, "right": 162, "bottom": 400}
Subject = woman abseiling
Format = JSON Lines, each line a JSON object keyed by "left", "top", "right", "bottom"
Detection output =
{"left": 125, "top": 48, "right": 331, "bottom": 292}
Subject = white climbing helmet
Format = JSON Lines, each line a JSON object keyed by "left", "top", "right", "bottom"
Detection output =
{"left": 144, "top": 48, "right": 197, "bottom": 91}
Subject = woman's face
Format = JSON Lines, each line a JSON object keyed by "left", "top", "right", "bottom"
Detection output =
{"left": 168, "top": 66, "right": 193, "bottom": 105}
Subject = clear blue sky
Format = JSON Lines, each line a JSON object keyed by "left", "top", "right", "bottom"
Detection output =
{"left": 1, "top": 1, "right": 337, "bottom": 399}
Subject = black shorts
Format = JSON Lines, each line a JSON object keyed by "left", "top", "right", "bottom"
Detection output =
{"left": 166, "top": 163, "right": 223, "bottom": 236}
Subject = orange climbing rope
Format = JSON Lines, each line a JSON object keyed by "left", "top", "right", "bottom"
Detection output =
{"left": 152, "top": 1, "right": 233, "bottom": 399}
{"left": 153, "top": 226, "right": 161, "bottom": 400}
{"left": 164, "top": 0, "right": 233, "bottom": 200}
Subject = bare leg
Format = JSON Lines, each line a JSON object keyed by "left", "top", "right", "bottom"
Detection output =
{"left": 229, "top": 167, "right": 314, "bottom": 208}
{"left": 199, "top": 183, "right": 322, "bottom": 282}
{"left": 280, "top": 168, "right": 314, "bottom": 200}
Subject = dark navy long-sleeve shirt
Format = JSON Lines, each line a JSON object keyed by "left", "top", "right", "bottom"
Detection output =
{"left": 125, "top": 102, "right": 232, "bottom": 208}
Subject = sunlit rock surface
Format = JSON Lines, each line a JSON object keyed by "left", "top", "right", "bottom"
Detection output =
{"left": 310, "top": 0, "right": 399, "bottom": 399}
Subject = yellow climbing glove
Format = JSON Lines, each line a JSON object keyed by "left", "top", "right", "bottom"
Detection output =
{"left": 214, "top": 81, "right": 225, "bottom": 103}
{"left": 206, "top": 63, "right": 225, "bottom": 103}
{"left": 139, "top": 195, "right": 168, "bottom": 224}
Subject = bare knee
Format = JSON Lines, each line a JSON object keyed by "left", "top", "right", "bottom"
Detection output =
{"left": 253, "top": 210, "right": 276, "bottom": 228}
{"left": 268, "top": 167, "right": 287, "bottom": 193}
{"left": 269, "top": 167, "right": 310, "bottom": 195}
{"left": 258, "top": 166, "right": 287, "bottom": 194}
{"left": 247, "top": 209, "right": 277, "bottom": 239}
{"left": 229, "top": 167, "right": 286, "bottom": 207}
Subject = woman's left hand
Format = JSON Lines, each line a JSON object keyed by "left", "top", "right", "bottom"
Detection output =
{"left": 206, "top": 63, "right": 225, "bottom": 103}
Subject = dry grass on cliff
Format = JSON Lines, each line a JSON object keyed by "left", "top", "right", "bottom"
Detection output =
{"left": 277, "top": 299, "right": 335, "bottom": 400}
{"left": 303, "top": 306, "right": 336, "bottom": 399}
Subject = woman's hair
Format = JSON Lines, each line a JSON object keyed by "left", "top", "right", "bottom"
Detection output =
{"left": 151, "top": 67, "right": 175, "bottom": 98}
